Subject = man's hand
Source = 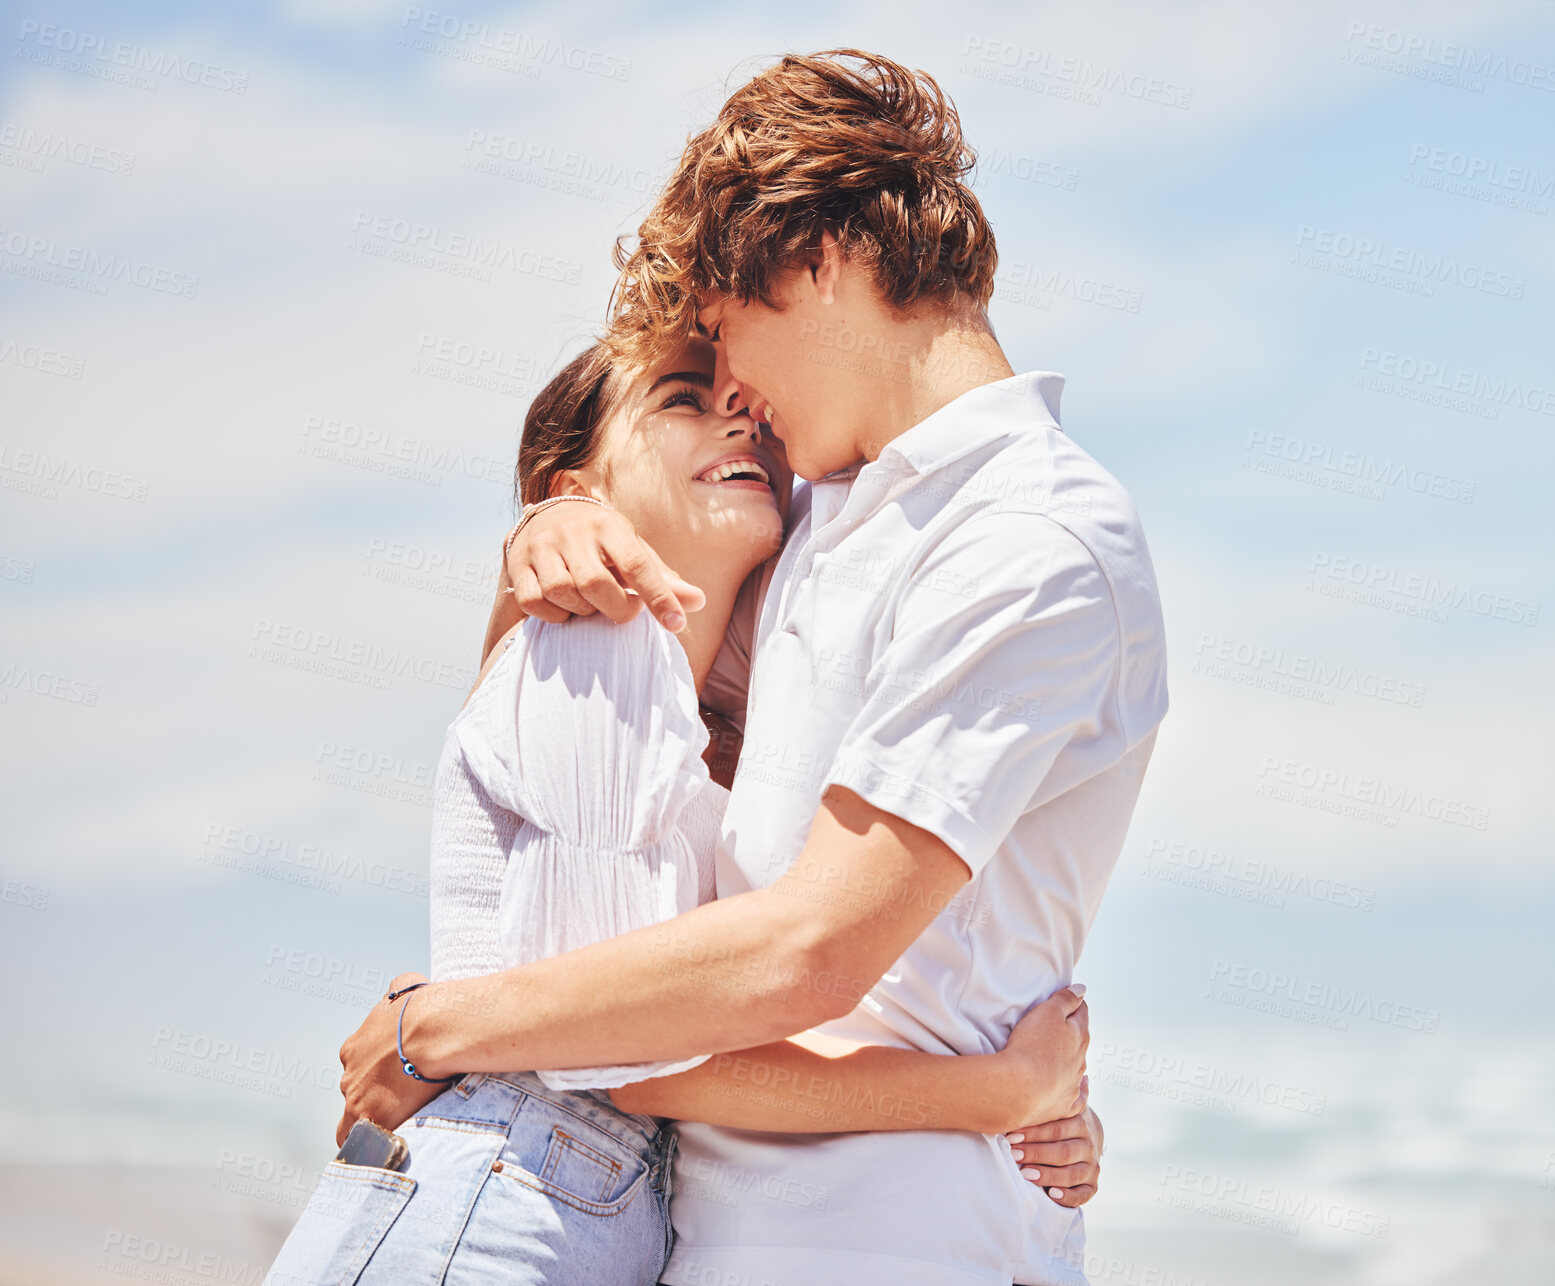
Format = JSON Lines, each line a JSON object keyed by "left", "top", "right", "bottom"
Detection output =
{"left": 996, "top": 985, "right": 1089, "bottom": 1131}
{"left": 505, "top": 502, "right": 705, "bottom": 630}
{"left": 335, "top": 972, "right": 446, "bottom": 1147}
{"left": 1005, "top": 1087, "right": 1103, "bottom": 1209}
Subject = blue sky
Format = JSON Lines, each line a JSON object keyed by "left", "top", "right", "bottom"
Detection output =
{"left": 3, "top": 2, "right": 1553, "bottom": 1281}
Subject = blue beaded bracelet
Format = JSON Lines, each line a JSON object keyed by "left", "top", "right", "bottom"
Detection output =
{"left": 387, "top": 982, "right": 461, "bottom": 1085}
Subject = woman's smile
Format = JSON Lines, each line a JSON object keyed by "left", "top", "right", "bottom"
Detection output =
{"left": 692, "top": 450, "right": 777, "bottom": 495}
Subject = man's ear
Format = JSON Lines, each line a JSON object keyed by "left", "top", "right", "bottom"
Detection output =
{"left": 807, "top": 228, "right": 844, "bottom": 306}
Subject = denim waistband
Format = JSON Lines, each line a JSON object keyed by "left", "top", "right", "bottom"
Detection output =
{"left": 467, "top": 1071, "right": 664, "bottom": 1155}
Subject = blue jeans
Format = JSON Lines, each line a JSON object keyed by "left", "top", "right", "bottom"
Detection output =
{"left": 265, "top": 1072, "right": 675, "bottom": 1286}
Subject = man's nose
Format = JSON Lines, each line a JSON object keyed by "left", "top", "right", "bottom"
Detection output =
{"left": 710, "top": 346, "right": 749, "bottom": 419}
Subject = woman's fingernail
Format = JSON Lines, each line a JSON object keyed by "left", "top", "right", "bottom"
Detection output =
{"left": 1048, "top": 1186, "right": 1065, "bottom": 1200}
{"left": 1007, "top": 1133, "right": 1025, "bottom": 1144}
{"left": 1020, "top": 1167, "right": 1041, "bottom": 1180}
{"left": 1011, "top": 1148, "right": 1024, "bottom": 1161}
{"left": 1071, "top": 983, "right": 1086, "bottom": 998}
{"left": 664, "top": 612, "right": 685, "bottom": 632}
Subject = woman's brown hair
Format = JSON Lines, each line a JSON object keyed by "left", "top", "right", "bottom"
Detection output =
{"left": 514, "top": 342, "right": 622, "bottom": 509}
{"left": 609, "top": 49, "right": 997, "bottom": 364}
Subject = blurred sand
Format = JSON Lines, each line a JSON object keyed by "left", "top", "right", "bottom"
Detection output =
{"left": 0, "top": 1165, "right": 294, "bottom": 1286}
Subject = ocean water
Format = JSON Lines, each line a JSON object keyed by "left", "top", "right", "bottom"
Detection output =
{"left": 4, "top": 877, "right": 1551, "bottom": 1283}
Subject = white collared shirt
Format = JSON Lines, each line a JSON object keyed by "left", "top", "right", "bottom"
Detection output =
{"left": 667, "top": 372, "right": 1169, "bottom": 1286}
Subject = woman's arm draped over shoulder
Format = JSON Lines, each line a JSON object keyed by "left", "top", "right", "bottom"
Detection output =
{"left": 480, "top": 503, "right": 706, "bottom": 667}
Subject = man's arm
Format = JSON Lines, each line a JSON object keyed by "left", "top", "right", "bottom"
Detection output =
{"left": 336, "top": 785, "right": 971, "bottom": 1140}
{"left": 425, "top": 784, "right": 958, "bottom": 1066}
{"left": 340, "top": 509, "right": 1121, "bottom": 1141}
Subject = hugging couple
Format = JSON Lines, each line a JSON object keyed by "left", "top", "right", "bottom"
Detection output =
{"left": 266, "top": 48, "right": 1168, "bottom": 1286}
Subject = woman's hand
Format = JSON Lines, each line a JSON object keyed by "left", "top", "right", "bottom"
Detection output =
{"left": 504, "top": 501, "right": 705, "bottom": 630}
{"left": 995, "top": 984, "right": 1089, "bottom": 1133}
{"left": 1005, "top": 1094, "right": 1104, "bottom": 1208}
{"left": 335, "top": 972, "right": 447, "bottom": 1147}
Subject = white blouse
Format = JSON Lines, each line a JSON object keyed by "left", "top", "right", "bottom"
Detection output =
{"left": 427, "top": 610, "right": 725, "bottom": 1090}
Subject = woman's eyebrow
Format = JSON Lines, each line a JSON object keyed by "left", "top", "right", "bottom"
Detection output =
{"left": 646, "top": 370, "right": 713, "bottom": 392}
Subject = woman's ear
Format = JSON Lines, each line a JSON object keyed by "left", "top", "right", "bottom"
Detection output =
{"left": 550, "top": 469, "right": 601, "bottom": 501}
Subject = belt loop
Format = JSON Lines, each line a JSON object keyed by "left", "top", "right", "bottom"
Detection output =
{"left": 660, "top": 1127, "right": 679, "bottom": 1198}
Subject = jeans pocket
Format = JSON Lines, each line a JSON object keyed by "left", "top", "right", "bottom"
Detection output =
{"left": 264, "top": 1160, "right": 416, "bottom": 1286}
{"left": 536, "top": 1125, "right": 644, "bottom": 1208}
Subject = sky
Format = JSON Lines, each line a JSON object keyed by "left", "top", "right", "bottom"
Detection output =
{"left": 3, "top": 1, "right": 1554, "bottom": 1282}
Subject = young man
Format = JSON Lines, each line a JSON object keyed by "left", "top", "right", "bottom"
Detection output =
{"left": 339, "top": 51, "right": 1167, "bottom": 1284}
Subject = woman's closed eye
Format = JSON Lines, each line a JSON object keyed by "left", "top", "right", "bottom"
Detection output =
{"left": 660, "top": 386, "right": 707, "bottom": 412}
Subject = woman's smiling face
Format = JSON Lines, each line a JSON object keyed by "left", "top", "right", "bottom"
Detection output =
{"left": 563, "top": 339, "right": 792, "bottom": 579}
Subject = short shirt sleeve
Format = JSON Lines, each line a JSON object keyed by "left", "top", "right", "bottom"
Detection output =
{"left": 456, "top": 611, "right": 710, "bottom": 850}
{"left": 820, "top": 510, "right": 1121, "bottom": 877}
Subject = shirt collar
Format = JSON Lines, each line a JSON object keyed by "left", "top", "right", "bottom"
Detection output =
{"left": 871, "top": 371, "right": 1065, "bottom": 479}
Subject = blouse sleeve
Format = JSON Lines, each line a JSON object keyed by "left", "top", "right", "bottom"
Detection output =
{"left": 453, "top": 610, "right": 716, "bottom": 1089}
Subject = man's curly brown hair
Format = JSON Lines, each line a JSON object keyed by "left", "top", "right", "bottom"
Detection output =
{"left": 607, "top": 49, "right": 997, "bottom": 364}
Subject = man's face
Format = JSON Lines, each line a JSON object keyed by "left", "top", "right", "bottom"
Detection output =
{"left": 696, "top": 275, "right": 864, "bottom": 481}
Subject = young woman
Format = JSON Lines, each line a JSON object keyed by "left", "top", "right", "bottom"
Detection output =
{"left": 264, "top": 339, "right": 1093, "bottom": 1286}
